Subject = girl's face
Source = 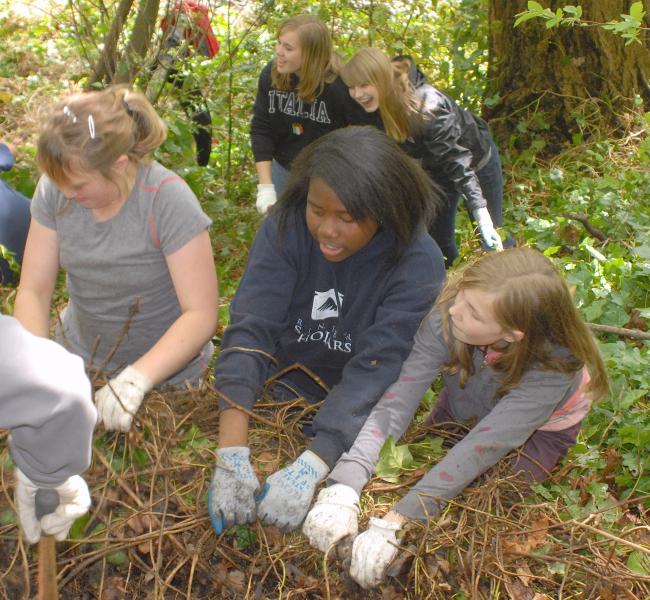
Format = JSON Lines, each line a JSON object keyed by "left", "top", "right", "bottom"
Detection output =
{"left": 449, "top": 287, "right": 521, "bottom": 347}
{"left": 58, "top": 169, "right": 121, "bottom": 210}
{"left": 348, "top": 83, "right": 380, "bottom": 112}
{"left": 306, "top": 177, "right": 379, "bottom": 263}
{"left": 275, "top": 29, "right": 303, "bottom": 75}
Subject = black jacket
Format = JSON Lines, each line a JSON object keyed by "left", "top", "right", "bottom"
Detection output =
{"left": 401, "top": 56, "right": 494, "bottom": 212}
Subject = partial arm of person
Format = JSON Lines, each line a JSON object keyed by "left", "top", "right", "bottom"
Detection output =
{"left": 303, "top": 310, "right": 449, "bottom": 550}
{"left": 1, "top": 315, "right": 96, "bottom": 542}
{"left": 250, "top": 63, "right": 278, "bottom": 213}
{"left": 419, "top": 98, "right": 501, "bottom": 249}
{"left": 308, "top": 248, "right": 446, "bottom": 469}
{"left": 209, "top": 216, "right": 298, "bottom": 532}
{"left": 13, "top": 220, "right": 60, "bottom": 337}
{"left": 391, "top": 369, "right": 578, "bottom": 522}
{"left": 96, "top": 229, "right": 218, "bottom": 431}
{"left": 0, "top": 141, "right": 16, "bottom": 172}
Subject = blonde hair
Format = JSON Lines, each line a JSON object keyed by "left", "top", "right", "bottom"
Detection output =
{"left": 37, "top": 85, "right": 167, "bottom": 193}
{"left": 271, "top": 15, "right": 341, "bottom": 103}
{"left": 437, "top": 247, "right": 609, "bottom": 401}
{"left": 341, "top": 47, "right": 416, "bottom": 142}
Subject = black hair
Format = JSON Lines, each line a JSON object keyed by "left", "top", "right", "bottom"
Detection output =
{"left": 274, "top": 126, "right": 441, "bottom": 264}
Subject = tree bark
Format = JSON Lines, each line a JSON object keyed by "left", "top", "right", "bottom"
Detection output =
{"left": 89, "top": 0, "right": 136, "bottom": 85}
{"left": 117, "top": 0, "right": 161, "bottom": 83}
{"left": 486, "top": 0, "right": 650, "bottom": 151}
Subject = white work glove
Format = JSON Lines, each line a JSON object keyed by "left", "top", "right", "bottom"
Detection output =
{"left": 95, "top": 365, "right": 153, "bottom": 432}
{"left": 350, "top": 517, "right": 402, "bottom": 589}
{"left": 15, "top": 468, "right": 91, "bottom": 543}
{"left": 302, "top": 483, "right": 360, "bottom": 551}
{"left": 256, "top": 184, "right": 277, "bottom": 214}
{"left": 256, "top": 450, "right": 329, "bottom": 531}
{"left": 208, "top": 447, "right": 260, "bottom": 534}
{"left": 473, "top": 207, "right": 503, "bottom": 251}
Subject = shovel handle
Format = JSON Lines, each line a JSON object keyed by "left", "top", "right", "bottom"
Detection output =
{"left": 35, "top": 489, "right": 59, "bottom": 600}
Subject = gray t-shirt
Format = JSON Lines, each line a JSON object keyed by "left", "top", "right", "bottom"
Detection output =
{"left": 31, "top": 162, "right": 213, "bottom": 386}
{"left": 1, "top": 315, "right": 95, "bottom": 487}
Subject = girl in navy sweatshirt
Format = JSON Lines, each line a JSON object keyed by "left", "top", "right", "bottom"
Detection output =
{"left": 303, "top": 247, "right": 609, "bottom": 589}
{"left": 209, "top": 126, "right": 446, "bottom": 534}
{"left": 251, "top": 15, "right": 363, "bottom": 213}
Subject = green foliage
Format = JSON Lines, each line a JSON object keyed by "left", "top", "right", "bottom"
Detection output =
{"left": 515, "top": 1, "right": 647, "bottom": 45}
{"left": 376, "top": 435, "right": 445, "bottom": 483}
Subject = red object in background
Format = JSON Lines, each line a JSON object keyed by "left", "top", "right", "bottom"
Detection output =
{"left": 160, "top": 1, "right": 220, "bottom": 58}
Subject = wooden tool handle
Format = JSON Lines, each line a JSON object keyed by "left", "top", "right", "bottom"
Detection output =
{"left": 38, "top": 535, "right": 58, "bottom": 600}
{"left": 35, "top": 489, "right": 60, "bottom": 600}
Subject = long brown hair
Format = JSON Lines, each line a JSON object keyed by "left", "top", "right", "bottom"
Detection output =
{"left": 271, "top": 15, "right": 341, "bottom": 103}
{"left": 437, "top": 247, "right": 609, "bottom": 401}
{"left": 341, "top": 47, "right": 416, "bottom": 142}
{"left": 37, "top": 85, "right": 166, "bottom": 194}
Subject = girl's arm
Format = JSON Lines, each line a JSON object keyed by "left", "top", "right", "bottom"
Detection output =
{"left": 392, "top": 369, "right": 579, "bottom": 521}
{"left": 212, "top": 216, "right": 298, "bottom": 439}
{"left": 307, "top": 241, "right": 446, "bottom": 468}
{"left": 0, "top": 315, "right": 96, "bottom": 486}
{"left": 255, "top": 161, "right": 273, "bottom": 185}
{"left": 417, "top": 90, "right": 486, "bottom": 214}
{"left": 14, "top": 221, "right": 60, "bottom": 337}
{"left": 250, "top": 63, "right": 276, "bottom": 173}
{"left": 131, "top": 229, "right": 218, "bottom": 385}
{"left": 327, "top": 309, "right": 450, "bottom": 491}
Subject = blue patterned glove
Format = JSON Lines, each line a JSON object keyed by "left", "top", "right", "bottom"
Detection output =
{"left": 208, "top": 447, "right": 259, "bottom": 534}
{"left": 256, "top": 450, "right": 329, "bottom": 531}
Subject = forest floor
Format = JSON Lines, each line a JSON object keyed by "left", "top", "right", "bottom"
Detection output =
{"left": 1, "top": 2, "right": 649, "bottom": 599}
{"left": 0, "top": 381, "right": 647, "bottom": 600}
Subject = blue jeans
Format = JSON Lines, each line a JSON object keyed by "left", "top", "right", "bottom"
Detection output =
{"left": 271, "top": 160, "right": 290, "bottom": 197}
{"left": 429, "top": 140, "right": 513, "bottom": 268}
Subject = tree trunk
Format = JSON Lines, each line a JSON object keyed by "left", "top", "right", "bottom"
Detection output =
{"left": 117, "top": 0, "right": 161, "bottom": 83}
{"left": 485, "top": 0, "right": 650, "bottom": 152}
{"left": 89, "top": 0, "right": 136, "bottom": 85}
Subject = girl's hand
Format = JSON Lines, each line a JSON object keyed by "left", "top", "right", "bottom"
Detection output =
{"left": 256, "top": 450, "right": 329, "bottom": 531}
{"left": 474, "top": 207, "right": 503, "bottom": 251}
{"left": 302, "top": 483, "right": 360, "bottom": 552}
{"left": 95, "top": 365, "right": 153, "bottom": 431}
{"left": 350, "top": 515, "right": 404, "bottom": 589}
{"left": 256, "top": 184, "right": 277, "bottom": 214}
{"left": 208, "top": 447, "right": 259, "bottom": 534}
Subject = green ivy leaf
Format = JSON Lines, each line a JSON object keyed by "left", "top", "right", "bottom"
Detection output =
{"left": 626, "top": 550, "right": 650, "bottom": 575}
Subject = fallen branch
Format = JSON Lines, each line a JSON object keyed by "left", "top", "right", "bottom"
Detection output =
{"left": 565, "top": 213, "right": 608, "bottom": 242}
{"left": 588, "top": 323, "right": 650, "bottom": 340}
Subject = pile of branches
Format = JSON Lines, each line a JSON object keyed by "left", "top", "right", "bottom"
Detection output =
{"left": 0, "top": 380, "right": 648, "bottom": 599}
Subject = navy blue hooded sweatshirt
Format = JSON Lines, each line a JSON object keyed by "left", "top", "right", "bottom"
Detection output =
{"left": 213, "top": 212, "right": 445, "bottom": 467}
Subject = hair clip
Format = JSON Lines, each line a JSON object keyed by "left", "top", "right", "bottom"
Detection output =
{"left": 87, "top": 115, "right": 96, "bottom": 139}
{"left": 63, "top": 105, "right": 78, "bottom": 123}
{"left": 122, "top": 99, "right": 134, "bottom": 117}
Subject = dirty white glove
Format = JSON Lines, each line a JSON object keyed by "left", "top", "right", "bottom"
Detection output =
{"left": 473, "top": 207, "right": 503, "bottom": 251}
{"left": 303, "top": 483, "right": 359, "bottom": 551}
{"left": 208, "top": 447, "right": 260, "bottom": 534}
{"left": 95, "top": 365, "right": 153, "bottom": 432}
{"left": 257, "top": 450, "right": 329, "bottom": 531}
{"left": 350, "top": 516, "right": 402, "bottom": 589}
{"left": 15, "top": 468, "right": 91, "bottom": 543}
{"left": 256, "top": 184, "right": 277, "bottom": 214}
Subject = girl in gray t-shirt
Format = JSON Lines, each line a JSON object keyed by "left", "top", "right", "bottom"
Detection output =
{"left": 14, "top": 86, "right": 218, "bottom": 433}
